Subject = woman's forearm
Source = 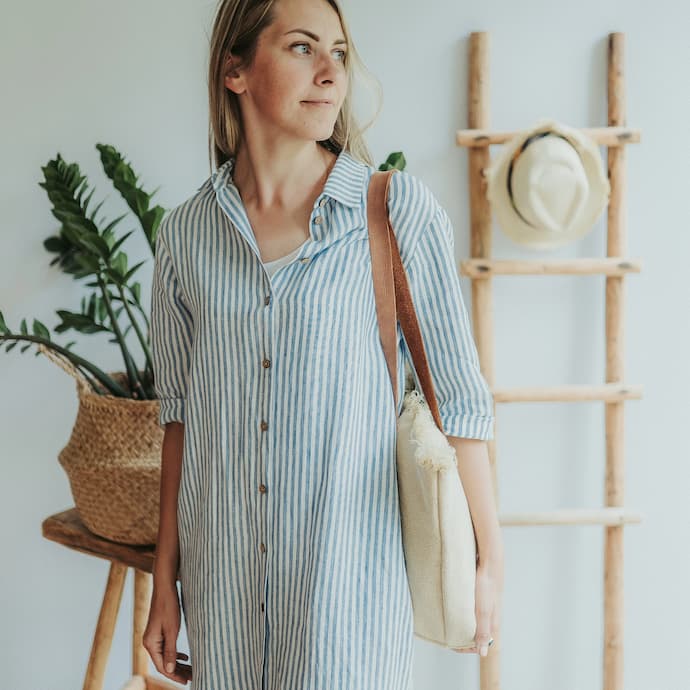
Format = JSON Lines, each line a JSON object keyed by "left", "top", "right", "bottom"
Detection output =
{"left": 153, "top": 421, "right": 185, "bottom": 588}
{"left": 446, "top": 436, "right": 503, "bottom": 567}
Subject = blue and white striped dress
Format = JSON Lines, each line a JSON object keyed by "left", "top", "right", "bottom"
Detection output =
{"left": 150, "top": 148, "right": 495, "bottom": 690}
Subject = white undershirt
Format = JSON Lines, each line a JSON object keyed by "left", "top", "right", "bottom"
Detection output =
{"left": 262, "top": 239, "right": 308, "bottom": 277}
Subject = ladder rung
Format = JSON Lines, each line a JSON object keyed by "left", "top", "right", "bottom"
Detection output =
{"left": 492, "top": 383, "right": 642, "bottom": 403}
{"left": 499, "top": 508, "right": 643, "bottom": 527}
{"left": 460, "top": 257, "right": 642, "bottom": 278}
{"left": 455, "top": 125, "right": 641, "bottom": 147}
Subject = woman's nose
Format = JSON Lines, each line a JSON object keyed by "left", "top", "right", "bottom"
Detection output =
{"left": 315, "top": 53, "right": 341, "bottom": 82}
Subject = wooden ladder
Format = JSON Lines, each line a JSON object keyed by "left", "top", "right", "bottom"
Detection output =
{"left": 455, "top": 31, "right": 643, "bottom": 690}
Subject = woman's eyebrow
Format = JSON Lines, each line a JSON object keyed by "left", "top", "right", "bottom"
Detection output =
{"left": 283, "top": 28, "right": 348, "bottom": 45}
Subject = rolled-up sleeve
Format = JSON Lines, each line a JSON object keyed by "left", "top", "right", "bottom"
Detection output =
{"left": 402, "top": 202, "right": 495, "bottom": 440}
{"left": 150, "top": 222, "right": 194, "bottom": 426}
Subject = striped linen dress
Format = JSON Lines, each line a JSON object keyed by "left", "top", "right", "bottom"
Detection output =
{"left": 150, "top": 147, "right": 495, "bottom": 690}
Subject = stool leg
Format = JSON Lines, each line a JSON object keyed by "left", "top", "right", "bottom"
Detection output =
{"left": 83, "top": 562, "right": 128, "bottom": 690}
{"left": 132, "top": 569, "right": 152, "bottom": 677}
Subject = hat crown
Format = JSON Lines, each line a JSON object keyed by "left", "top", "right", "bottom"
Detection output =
{"left": 485, "top": 118, "right": 611, "bottom": 250}
{"left": 511, "top": 135, "right": 589, "bottom": 234}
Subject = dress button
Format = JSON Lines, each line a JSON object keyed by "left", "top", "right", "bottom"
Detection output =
{"left": 319, "top": 197, "right": 328, "bottom": 207}
{"left": 299, "top": 257, "right": 311, "bottom": 264}
{"left": 314, "top": 215, "right": 323, "bottom": 225}
{"left": 264, "top": 295, "right": 271, "bottom": 306}
{"left": 259, "top": 483, "right": 267, "bottom": 494}
{"left": 260, "top": 420, "right": 269, "bottom": 431}
{"left": 262, "top": 358, "right": 271, "bottom": 368}
{"left": 261, "top": 602, "right": 265, "bottom": 612}
{"left": 260, "top": 542, "right": 266, "bottom": 553}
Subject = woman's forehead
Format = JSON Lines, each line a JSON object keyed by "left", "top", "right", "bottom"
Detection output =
{"left": 270, "top": 0, "right": 345, "bottom": 40}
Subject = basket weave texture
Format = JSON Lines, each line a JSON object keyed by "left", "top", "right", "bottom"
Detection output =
{"left": 39, "top": 344, "right": 164, "bottom": 545}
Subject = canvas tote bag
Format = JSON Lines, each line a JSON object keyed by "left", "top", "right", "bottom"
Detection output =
{"left": 366, "top": 168, "right": 481, "bottom": 651}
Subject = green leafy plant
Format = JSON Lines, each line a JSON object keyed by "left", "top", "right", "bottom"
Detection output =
{"left": 0, "top": 144, "right": 166, "bottom": 399}
{"left": 378, "top": 151, "right": 406, "bottom": 172}
{"left": 0, "top": 147, "right": 407, "bottom": 401}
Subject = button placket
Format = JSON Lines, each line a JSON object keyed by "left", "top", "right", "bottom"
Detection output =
{"left": 258, "top": 282, "right": 273, "bottom": 685}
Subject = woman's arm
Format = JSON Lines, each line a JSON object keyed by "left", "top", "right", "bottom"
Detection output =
{"left": 447, "top": 435, "right": 503, "bottom": 656}
{"left": 144, "top": 421, "right": 192, "bottom": 683}
{"left": 153, "top": 421, "right": 185, "bottom": 587}
{"left": 446, "top": 436, "right": 503, "bottom": 565}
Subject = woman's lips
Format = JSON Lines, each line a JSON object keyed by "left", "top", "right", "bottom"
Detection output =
{"left": 302, "top": 101, "right": 334, "bottom": 106}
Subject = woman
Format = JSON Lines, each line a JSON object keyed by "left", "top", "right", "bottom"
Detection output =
{"left": 143, "top": 0, "right": 504, "bottom": 688}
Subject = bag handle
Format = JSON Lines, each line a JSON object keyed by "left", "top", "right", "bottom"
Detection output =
{"left": 366, "top": 169, "right": 445, "bottom": 433}
{"left": 37, "top": 342, "right": 95, "bottom": 394}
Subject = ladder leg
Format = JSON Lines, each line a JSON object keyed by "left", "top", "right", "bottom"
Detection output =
{"left": 604, "top": 521, "right": 625, "bottom": 688}
{"left": 82, "top": 562, "right": 128, "bottom": 690}
{"left": 133, "top": 569, "right": 153, "bottom": 677}
{"left": 468, "top": 29, "right": 501, "bottom": 690}
{"left": 605, "top": 31, "right": 627, "bottom": 690}
{"left": 604, "top": 278, "right": 626, "bottom": 690}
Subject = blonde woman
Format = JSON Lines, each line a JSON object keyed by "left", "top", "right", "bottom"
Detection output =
{"left": 143, "top": 0, "right": 504, "bottom": 688}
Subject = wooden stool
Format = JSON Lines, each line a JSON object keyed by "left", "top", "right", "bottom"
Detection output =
{"left": 42, "top": 508, "right": 183, "bottom": 690}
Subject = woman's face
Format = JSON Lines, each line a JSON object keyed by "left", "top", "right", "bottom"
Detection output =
{"left": 225, "top": 0, "right": 349, "bottom": 145}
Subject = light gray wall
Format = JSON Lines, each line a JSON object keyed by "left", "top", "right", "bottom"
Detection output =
{"left": 1, "top": 1, "right": 687, "bottom": 689}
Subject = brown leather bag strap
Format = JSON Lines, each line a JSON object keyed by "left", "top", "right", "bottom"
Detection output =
{"left": 366, "top": 169, "right": 444, "bottom": 432}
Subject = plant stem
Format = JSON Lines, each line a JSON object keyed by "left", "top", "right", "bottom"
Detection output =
{"left": 133, "top": 299, "right": 151, "bottom": 332}
{"left": 117, "top": 284, "right": 154, "bottom": 378}
{"left": 97, "top": 276, "right": 147, "bottom": 399}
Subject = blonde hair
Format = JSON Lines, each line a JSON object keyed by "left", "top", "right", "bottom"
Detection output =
{"left": 206, "top": 0, "right": 382, "bottom": 171}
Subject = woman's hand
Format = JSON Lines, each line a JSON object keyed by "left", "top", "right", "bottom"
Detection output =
{"left": 452, "top": 554, "right": 504, "bottom": 656}
{"left": 143, "top": 581, "right": 193, "bottom": 685}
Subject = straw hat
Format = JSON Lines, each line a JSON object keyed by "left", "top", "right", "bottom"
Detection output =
{"left": 485, "top": 118, "right": 610, "bottom": 250}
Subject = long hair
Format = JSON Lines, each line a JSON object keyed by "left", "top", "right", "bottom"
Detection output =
{"left": 207, "top": 0, "right": 382, "bottom": 171}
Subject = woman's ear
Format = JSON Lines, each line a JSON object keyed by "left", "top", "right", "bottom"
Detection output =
{"left": 224, "top": 53, "right": 246, "bottom": 95}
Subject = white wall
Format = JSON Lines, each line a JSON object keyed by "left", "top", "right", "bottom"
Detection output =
{"left": 1, "top": 1, "right": 687, "bottom": 689}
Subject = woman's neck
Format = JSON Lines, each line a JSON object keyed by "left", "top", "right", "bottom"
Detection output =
{"left": 231, "top": 143, "right": 337, "bottom": 213}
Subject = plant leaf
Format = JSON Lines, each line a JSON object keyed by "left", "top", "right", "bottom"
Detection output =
{"left": 32, "top": 319, "right": 51, "bottom": 339}
{"left": 43, "top": 236, "right": 67, "bottom": 253}
{"left": 109, "top": 229, "right": 134, "bottom": 254}
{"left": 75, "top": 254, "right": 101, "bottom": 273}
{"left": 124, "top": 260, "right": 146, "bottom": 282}
{"left": 113, "top": 251, "right": 128, "bottom": 277}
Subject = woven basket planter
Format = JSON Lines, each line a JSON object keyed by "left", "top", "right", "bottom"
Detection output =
{"left": 40, "top": 345, "right": 164, "bottom": 545}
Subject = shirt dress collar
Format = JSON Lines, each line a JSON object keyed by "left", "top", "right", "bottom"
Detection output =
{"left": 209, "top": 147, "right": 366, "bottom": 207}
{"left": 208, "top": 148, "right": 370, "bottom": 263}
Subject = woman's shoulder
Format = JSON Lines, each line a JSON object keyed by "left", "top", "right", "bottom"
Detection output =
{"left": 156, "top": 177, "right": 217, "bottom": 249}
{"left": 365, "top": 166, "right": 443, "bottom": 266}
{"left": 387, "top": 168, "right": 439, "bottom": 224}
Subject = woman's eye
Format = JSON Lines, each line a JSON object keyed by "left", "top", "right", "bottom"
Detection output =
{"left": 291, "top": 43, "right": 347, "bottom": 62}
